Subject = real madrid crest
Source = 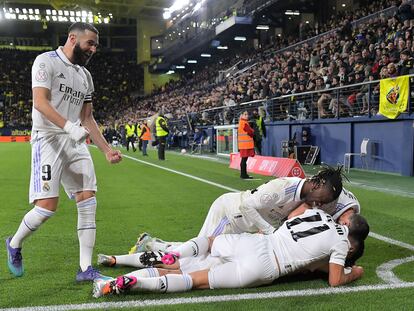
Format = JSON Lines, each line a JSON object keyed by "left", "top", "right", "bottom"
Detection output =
{"left": 43, "top": 182, "right": 50, "bottom": 192}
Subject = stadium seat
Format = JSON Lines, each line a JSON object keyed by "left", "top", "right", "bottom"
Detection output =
{"left": 344, "top": 138, "right": 369, "bottom": 173}
{"left": 191, "top": 136, "right": 210, "bottom": 154}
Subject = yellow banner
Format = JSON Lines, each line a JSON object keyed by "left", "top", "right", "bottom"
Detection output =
{"left": 379, "top": 75, "right": 409, "bottom": 119}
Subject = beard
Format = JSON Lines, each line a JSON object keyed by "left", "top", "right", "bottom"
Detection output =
{"left": 72, "top": 43, "right": 93, "bottom": 66}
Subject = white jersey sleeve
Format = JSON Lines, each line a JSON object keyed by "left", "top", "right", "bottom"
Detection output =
{"left": 32, "top": 53, "right": 54, "bottom": 90}
{"left": 321, "top": 188, "right": 361, "bottom": 221}
{"left": 239, "top": 177, "right": 304, "bottom": 234}
{"left": 81, "top": 67, "right": 94, "bottom": 102}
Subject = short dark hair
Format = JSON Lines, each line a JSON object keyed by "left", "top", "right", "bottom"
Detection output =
{"left": 345, "top": 238, "right": 365, "bottom": 267}
{"left": 68, "top": 22, "right": 98, "bottom": 35}
{"left": 348, "top": 213, "right": 370, "bottom": 241}
{"left": 309, "top": 165, "right": 344, "bottom": 200}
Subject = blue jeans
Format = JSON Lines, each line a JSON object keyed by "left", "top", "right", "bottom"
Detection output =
{"left": 142, "top": 140, "right": 148, "bottom": 155}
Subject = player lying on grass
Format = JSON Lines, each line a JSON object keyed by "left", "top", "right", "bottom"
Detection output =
{"left": 96, "top": 191, "right": 364, "bottom": 270}
{"left": 93, "top": 208, "right": 369, "bottom": 298}
{"left": 127, "top": 166, "right": 348, "bottom": 254}
{"left": 128, "top": 186, "right": 360, "bottom": 255}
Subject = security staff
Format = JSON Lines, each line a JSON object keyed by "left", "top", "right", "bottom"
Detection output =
{"left": 125, "top": 120, "right": 136, "bottom": 152}
{"left": 252, "top": 109, "right": 266, "bottom": 155}
{"left": 136, "top": 121, "right": 143, "bottom": 151}
{"left": 156, "top": 114, "right": 169, "bottom": 160}
{"left": 140, "top": 120, "right": 151, "bottom": 156}
{"left": 238, "top": 110, "right": 255, "bottom": 179}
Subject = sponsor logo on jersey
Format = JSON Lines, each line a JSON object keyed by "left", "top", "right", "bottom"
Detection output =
{"left": 59, "top": 83, "right": 86, "bottom": 106}
{"left": 57, "top": 73, "right": 66, "bottom": 79}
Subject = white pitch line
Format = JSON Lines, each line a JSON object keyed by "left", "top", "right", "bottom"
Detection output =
{"left": 348, "top": 181, "right": 414, "bottom": 198}
{"left": 2, "top": 282, "right": 414, "bottom": 311}
{"left": 369, "top": 232, "right": 414, "bottom": 251}
{"left": 121, "top": 154, "right": 239, "bottom": 192}
{"left": 376, "top": 256, "right": 414, "bottom": 284}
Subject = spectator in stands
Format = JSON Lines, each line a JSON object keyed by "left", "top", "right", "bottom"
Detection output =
{"left": 190, "top": 127, "right": 204, "bottom": 154}
{"left": 398, "top": 49, "right": 414, "bottom": 74}
{"left": 2, "top": 0, "right": 413, "bottom": 127}
{"left": 395, "top": 0, "right": 414, "bottom": 23}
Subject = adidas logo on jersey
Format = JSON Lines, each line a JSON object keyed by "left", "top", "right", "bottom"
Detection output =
{"left": 57, "top": 73, "right": 66, "bottom": 79}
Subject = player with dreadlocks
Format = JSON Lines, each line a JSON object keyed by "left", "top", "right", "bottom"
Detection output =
{"left": 98, "top": 166, "right": 347, "bottom": 268}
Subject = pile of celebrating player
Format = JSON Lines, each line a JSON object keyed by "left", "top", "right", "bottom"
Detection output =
{"left": 92, "top": 166, "right": 369, "bottom": 298}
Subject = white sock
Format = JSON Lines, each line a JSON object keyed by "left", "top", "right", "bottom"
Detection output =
{"left": 10, "top": 206, "right": 54, "bottom": 248}
{"left": 77, "top": 197, "right": 97, "bottom": 271}
{"left": 126, "top": 267, "right": 160, "bottom": 279}
{"left": 115, "top": 253, "right": 147, "bottom": 268}
{"left": 151, "top": 240, "right": 183, "bottom": 252}
{"left": 172, "top": 237, "right": 209, "bottom": 258}
{"left": 133, "top": 274, "right": 193, "bottom": 293}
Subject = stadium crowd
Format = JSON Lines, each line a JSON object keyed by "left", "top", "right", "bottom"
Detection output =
{"left": 122, "top": 0, "right": 414, "bottom": 123}
{"left": 1, "top": 0, "right": 413, "bottom": 129}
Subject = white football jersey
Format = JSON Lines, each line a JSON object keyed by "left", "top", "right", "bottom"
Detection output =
{"left": 224, "top": 177, "right": 305, "bottom": 234}
{"left": 321, "top": 188, "right": 361, "bottom": 221}
{"left": 269, "top": 208, "right": 350, "bottom": 276}
{"left": 31, "top": 47, "right": 94, "bottom": 133}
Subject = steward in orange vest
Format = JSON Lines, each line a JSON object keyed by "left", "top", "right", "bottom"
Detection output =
{"left": 238, "top": 111, "right": 255, "bottom": 179}
{"left": 140, "top": 120, "right": 151, "bottom": 156}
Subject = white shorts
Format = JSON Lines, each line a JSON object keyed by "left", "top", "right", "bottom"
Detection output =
{"left": 179, "top": 255, "right": 223, "bottom": 274}
{"left": 208, "top": 233, "right": 279, "bottom": 289}
{"left": 29, "top": 133, "right": 97, "bottom": 204}
{"left": 197, "top": 193, "right": 245, "bottom": 237}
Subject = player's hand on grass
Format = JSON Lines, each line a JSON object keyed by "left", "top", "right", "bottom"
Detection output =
{"left": 106, "top": 149, "right": 122, "bottom": 164}
{"left": 352, "top": 265, "right": 364, "bottom": 278}
{"left": 64, "top": 120, "right": 89, "bottom": 143}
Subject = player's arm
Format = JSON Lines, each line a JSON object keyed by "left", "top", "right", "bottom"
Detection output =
{"left": 239, "top": 182, "right": 286, "bottom": 234}
{"left": 33, "top": 87, "right": 66, "bottom": 128}
{"left": 328, "top": 263, "right": 364, "bottom": 286}
{"left": 80, "top": 102, "right": 122, "bottom": 164}
{"left": 239, "top": 203, "right": 274, "bottom": 234}
{"left": 33, "top": 87, "right": 90, "bottom": 142}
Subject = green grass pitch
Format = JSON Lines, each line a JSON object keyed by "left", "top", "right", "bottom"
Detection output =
{"left": 0, "top": 143, "right": 413, "bottom": 310}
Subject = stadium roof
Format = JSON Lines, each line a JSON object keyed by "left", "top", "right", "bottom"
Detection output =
{"left": 4, "top": 0, "right": 174, "bottom": 18}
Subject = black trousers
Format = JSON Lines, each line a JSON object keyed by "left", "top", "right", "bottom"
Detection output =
{"left": 157, "top": 136, "right": 166, "bottom": 160}
{"left": 126, "top": 136, "right": 136, "bottom": 151}
{"left": 255, "top": 138, "right": 262, "bottom": 155}
{"left": 240, "top": 157, "right": 248, "bottom": 177}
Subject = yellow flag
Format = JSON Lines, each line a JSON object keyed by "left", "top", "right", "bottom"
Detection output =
{"left": 379, "top": 75, "right": 409, "bottom": 119}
